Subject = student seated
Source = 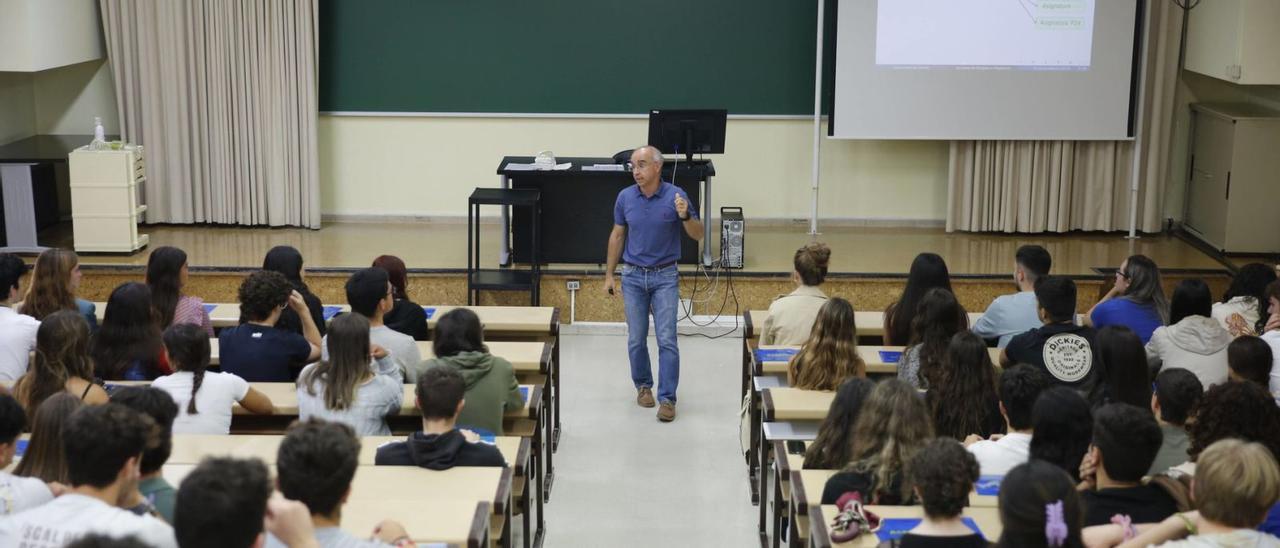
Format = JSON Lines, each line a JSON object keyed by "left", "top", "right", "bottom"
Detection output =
{"left": 1148, "top": 368, "right": 1203, "bottom": 475}
{"left": 263, "top": 245, "right": 327, "bottom": 337}
{"left": 423, "top": 308, "right": 523, "bottom": 436}
{"left": 375, "top": 365, "right": 505, "bottom": 469}
{"left": 1227, "top": 335, "right": 1273, "bottom": 388}
{"left": 1147, "top": 279, "right": 1231, "bottom": 390}
{"left": 1030, "top": 387, "right": 1093, "bottom": 482}
{"left": 13, "top": 392, "right": 82, "bottom": 484}
{"left": 13, "top": 310, "right": 109, "bottom": 412}
{"left": 787, "top": 297, "right": 866, "bottom": 391}
{"left": 0, "top": 403, "right": 177, "bottom": 547}
{"left": 1258, "top": 280, "right": 1280, "bottom": 398}
{"left": 0, "top": 253, "right": 39, "bottom": 381}
{"left": 0, "top": 394, "right": 56, "bottom": 516}
{"left": 803, "top": 377, "right": 875, "bottom": 470}
{"left": 174, "top": 456, "right": 320, "bottom": 548}
{"left": 1086, "top": 255, "right": 1169, "bottom": 344}
{"left": 1003, "top": 276, "right": 1100, "bottom": 394}
{"left": 92, "top": 282, "right": 171, "bottom": 380}
{"left": 153, "top": 323, "right": 273, "bottom": 435}
{"left": 271, "top": 419, "right": 413, "bottom": 547}
{"left": 372, "top": 255, "right": 429, "bottom": 341}
{"left": 111, "top": 386, "right": 179, "bottom": 522}
{"left": 219, "top": 270, "right": 321, "bottom": 382}
{"left": 966, "top": 364, "right": 1053, "bottom": 476}
{"left": 821, "top": 379, "right": 933, "bottom": 504}
{"left": 928, "top": 331, "right": 1004, "bottom": 440}
{"left": 1090, "top": 439, "right": 1280, "bottom": 548}
{"left": 884, "top": 253, "right": 965, "bottom": 346}
{"left": 20, "top": 248, "right": 97, "bottom": 332}
{"left": 1213, "top": 262, "right": 1275, "bottom": 336}
{"left": 973, "top": 244, "right": 1052, "bottom": 348}
{"left": 883, "top": 438, "right": 986, "bottom": 548}
{"left": 335, "top": 267, "right": 418, "bottom": 382}
{"left": 1185, "top": 381, "right": 1280, "bottom": 472}
{"left": 297, "top": 313, "right": 402, "bottom": 436}
{"left": 996, "top": 460, "right": 1085, "bottom": 548}
{"left": 899, "top": 288, "right": 968, "bottom": 390}
{"left": 761, "top": 242, "right": 831, "bottom": 346}
{"left": 1077, "top": 403, "right": 1177, "bottom": 526}
{"left": 1093, "top": 325, "right": 1153, "bottom": 408}
{"left": 146, "top": 246, "right": 213, "bottom": 335}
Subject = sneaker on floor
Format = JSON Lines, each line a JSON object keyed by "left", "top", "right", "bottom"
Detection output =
{"left": 637, "top": 387, "right": 656, "bottom": 408}
{"left": 657, "top": 401, "right": 676, "bottom": 422}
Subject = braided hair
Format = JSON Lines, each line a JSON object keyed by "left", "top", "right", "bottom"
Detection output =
{"left": 163, "top": 323, "right": 211, "bottom": 414}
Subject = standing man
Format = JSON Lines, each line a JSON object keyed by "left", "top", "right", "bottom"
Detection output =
{"left": 604, "top": 145, "right": 703, "bottom": 422}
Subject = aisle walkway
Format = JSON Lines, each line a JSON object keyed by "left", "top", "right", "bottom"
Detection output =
{"left": 545, "top": 334, "right": 757, "bottom": 546}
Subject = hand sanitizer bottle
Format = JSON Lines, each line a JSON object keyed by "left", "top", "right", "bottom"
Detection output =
{"left": 92, "top": 117, "right": 105, "bottom": 150}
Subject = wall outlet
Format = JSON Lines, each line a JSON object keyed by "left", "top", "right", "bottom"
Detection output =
{"left": 566, "top": 280, "right": 580, "bottom": 290}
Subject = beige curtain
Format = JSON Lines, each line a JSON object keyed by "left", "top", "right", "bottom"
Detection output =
{"left": 100, "top": 0, "right": 320, "bottom": 228}
{"left": 947, "top": 3, "right": 1183, "bottom": 234}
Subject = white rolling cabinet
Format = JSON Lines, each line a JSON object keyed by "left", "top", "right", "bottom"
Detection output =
{"left": 1184, "top": 103, "right": 1280, "bottom": 254}
{"left": 68, "top": 146, "right": 149, "bottom": 253}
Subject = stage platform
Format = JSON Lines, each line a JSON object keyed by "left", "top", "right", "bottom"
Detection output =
{"left": 32, "top": 221, "right": 1238, "bottom": 324}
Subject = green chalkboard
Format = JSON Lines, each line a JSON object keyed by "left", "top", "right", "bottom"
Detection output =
{"left": 318, "top": 0, "right": 834, "bottom": 115}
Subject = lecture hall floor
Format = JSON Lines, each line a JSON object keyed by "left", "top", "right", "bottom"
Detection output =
{"left": 40, "top": 221, "right": 1233, "bottom": 275}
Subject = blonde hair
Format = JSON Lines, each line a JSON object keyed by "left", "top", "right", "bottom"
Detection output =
{"left": 1194, "top": 439, "right": 1280, "bottom": 528}
{"left": 846, "top": 379, "right": 934, "bottom": 502}
{"left": 787, "top": 297, "right": 865, "bottom": 390}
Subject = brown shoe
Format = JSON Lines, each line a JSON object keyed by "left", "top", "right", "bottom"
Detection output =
{"left": 637, "top": 388, "right": 656, "bottom": 408}
{"left": 657, "top": 401, "right": 676, "bottom": 422}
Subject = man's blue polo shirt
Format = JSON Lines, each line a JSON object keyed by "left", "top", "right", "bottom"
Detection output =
{"left": 613, "top": 182, "right": 696, "bottom": 268}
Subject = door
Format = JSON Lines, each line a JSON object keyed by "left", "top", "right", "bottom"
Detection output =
{"left": 1185, "top": 111, "right": 1234, "bottom": 250}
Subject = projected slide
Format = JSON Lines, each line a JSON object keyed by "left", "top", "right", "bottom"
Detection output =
{"left": 876, "top": 0, "right": 1095, "bottom": 70}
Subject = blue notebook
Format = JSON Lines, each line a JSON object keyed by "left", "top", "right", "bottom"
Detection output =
{"left": 16, "top": 439, "right": 27, "bottom": 457}
{"left": 878, "top": 350, "right": 903, "bottom": 363}
{"left": 203, "top": 303, "right": 217, "bottom": 315}
{"left": 322, "top": 306, "right": 343, "bottom": 320}
{"left": 976, "top": 475, "right": 1003, "bottom": 496}
{"left": 875, "top": 518, "right": 983, "bottom": 541}
{"left": 755, "top": 348, "right": 799, "bottom": 363}
{"left": 461, "top": 427, "right": 497, "bottom": 444}
{"left": 423, "top": 306, "right": 436, "bottom": 319}
{"left": 519, "top": 386, "right": 529, "bottom": 402}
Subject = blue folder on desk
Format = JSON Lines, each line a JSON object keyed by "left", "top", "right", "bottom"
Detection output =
{"left": 875, "top": 518, "right": 983, "bottom": 541}
{"left": 203, "top": 304, "right": 217, "bottom": 315}
{"left": 423, "top": 306, "right": 436, "bottom": 319}
{"left": 755, "top": 348, "right": 799, "bottom": 363}
{"left": 878, "top": 350, "right": 903, "bottom": 363}
{"left": 519, "top": 386, "right": 529, "bottom": 402}
{"left": 322, "top": 306, "right": 343, "bottom": 320}
{"left": 16, "top": 439, "right": 27, "bottom": 457}
{"left": 976, "top": 475, "right": 1003, "bottom": 496}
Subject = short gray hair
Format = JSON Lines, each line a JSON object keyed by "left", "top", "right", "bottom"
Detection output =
{"left": 635, "top": 145, "right": 664, "bottom": 165}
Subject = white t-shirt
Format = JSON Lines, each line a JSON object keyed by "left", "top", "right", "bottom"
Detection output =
{"left": 1260, "top": 331, "right": 1280, "bottom": 402}
{"left": 0, "top": 471, "right": 53, "bottom": 516}
{"left": 153, "top": 371, "right": 250, "bottom": 435}
{"left": 967, "top": 432, "right": 1032, "bottom": 477}
{"left": 0, "top": 493, "right": 177, "bottom": 548}
{"left": 0, "top": 306, "right": 40, "bottom": 381}
{"left": 1158, "top": 530, "right": 1280, "bottom": 547}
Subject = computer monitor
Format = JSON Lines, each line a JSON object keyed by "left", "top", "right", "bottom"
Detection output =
{"left": 647, "top": 109, "right": 727, "bottom": 162}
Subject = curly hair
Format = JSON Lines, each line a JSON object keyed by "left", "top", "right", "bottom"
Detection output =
{"left": 237, "top": 270, "right": 294, "bottom": 322}
{"left": 1188, "top": 381, "right": 1280, "bottom": 462}
{"left": 909, "top": 438, "right": 979, "bottom": 519}
{"left": 846, "top": 379, "right": 934, "bottom": 502}
{"left": 929, "top": 331, "right": 1002, "bottom": 440}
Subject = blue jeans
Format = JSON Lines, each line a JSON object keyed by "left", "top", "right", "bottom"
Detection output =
{"left": 621, "top": 264, "right": 680, "bottom": 403}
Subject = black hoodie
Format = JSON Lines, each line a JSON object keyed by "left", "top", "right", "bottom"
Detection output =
{"left": 374, "top": 430, "right": 506, "bottom": 470}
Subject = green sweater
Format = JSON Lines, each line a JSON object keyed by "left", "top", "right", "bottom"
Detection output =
{"left": 424, "top": 351, "right": 524, "bottom": 435}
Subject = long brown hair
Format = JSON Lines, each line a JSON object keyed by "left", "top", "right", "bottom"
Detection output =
{"left": 803, "top": 377, "right": 875, "bottom": 470}
{"left": 13, "top": 393, "right": 82, "bottom": 483}
{"left": 14, "top": 310, "right": 94, "bottom": 413}
{"left": 21, "top": 249, "right": 79, "bottom": 321}
{"left": 146, "top": 246, "right": 188, "bottom": 328}
{"left": 301, "top": 313, "right": 371, "bottom": 411}
{"left": 906, "top": 288, "right": 968, "bottom": 389}
{"left": 845, "top": 379, "right": 934, "bottom": 502}
{"left": 928, "top": 331, "right": 1002, "bottom": 440}
{"left": 787, "top": 297, "right": 865, "bottom": 390}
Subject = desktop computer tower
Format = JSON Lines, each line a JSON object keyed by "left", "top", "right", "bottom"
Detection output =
{"left": 720, "top": 207, "right": 744, "bottom": 269}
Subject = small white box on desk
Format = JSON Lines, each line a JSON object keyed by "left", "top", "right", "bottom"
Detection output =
{"left": 68, "top": 146, "right": 149, "bottom": 253}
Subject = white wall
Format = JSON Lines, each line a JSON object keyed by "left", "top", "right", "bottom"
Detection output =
{"left": 33, "top": 59, "right": 119, "bottom": 135}
{"left": 318, "top": 116, "right": 951, "bottom": 222}
{"left": 0, "top": 0, "right": 103, "bottom": 72}
{"left": 0, "top": 71, "right": 36, "bottom": 144}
